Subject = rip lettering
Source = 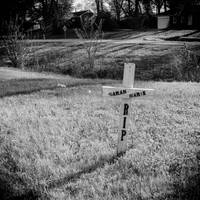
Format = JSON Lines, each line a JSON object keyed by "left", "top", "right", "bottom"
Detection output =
{"left": 123, "top": 117, "right": 127, "bottom": 129}
{"left": 121, "top": 130, "right": 127, "bottom": 141}
{"left": 123, "top": 104, "right": 129, "bottom": 115}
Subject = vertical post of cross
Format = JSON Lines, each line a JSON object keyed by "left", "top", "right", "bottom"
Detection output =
{"left": 117, "top": 63, "right": 135, "bottom": 155}
{"left": 102, "top": 63, "right": 153, "bottom": 156}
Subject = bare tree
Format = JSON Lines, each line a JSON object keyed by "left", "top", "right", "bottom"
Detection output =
{"left": 2, "top": 18, "right": 32, "bottom": 68}
{"left": 151, "top": 0, "right": 164, "bottom": 14}
{"left": 95, "top": 0, "right": 104, "bottom": 15}
{"left": 110, "top": 0, "right": 125, "bottom": 21}
{"left": 75, "top": 16, "right": 103, "bottom": 70}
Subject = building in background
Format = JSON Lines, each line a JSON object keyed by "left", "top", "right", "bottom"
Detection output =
{"left": 67, "top": 10, "right": 94, "bottom": 29}
{"left": 157, "top": 0, "right": 200, "bottom": 29}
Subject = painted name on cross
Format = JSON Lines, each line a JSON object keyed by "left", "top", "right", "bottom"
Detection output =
{"left": 108, "top": 89, "right": 127, "bottom": 96}
{"left": 108, "top": 90, "right": 146, "bottom": 97}
{"left": 129, "top": 91, "right": 146, "bottom": 97}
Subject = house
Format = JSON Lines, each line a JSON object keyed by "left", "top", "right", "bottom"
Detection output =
{"left": 67, "top": 10, "right": 94, "bottom": 29}
{"left": 157, "top": 0, "right": 200, "bottom": 29}
{"left": 24, "top": 15, "right": 43, "bottom": 39}
{"left": 182, "top": 0, "right": 200, "bottom": 28}
{"left": 157, "top": 11, "right": 171, "bottom": 29}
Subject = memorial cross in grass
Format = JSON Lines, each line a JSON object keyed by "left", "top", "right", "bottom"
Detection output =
{"left": 102, "top": 63, "right": 154, "bottom": 155}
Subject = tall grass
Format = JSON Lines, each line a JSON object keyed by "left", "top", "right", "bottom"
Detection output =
{"left": 1, "top": 19, "right": 34, "bottom": 69}
{"left": 0, "top": 82, "right": 199, "bottom": 199}
{"left": 6, "top": 40, "right": 198, "bottom": 82}
{"left": 74, "top": 16, "right": 103, "bottom": 72}
{"left": 173, "top": 43, "right": 200, "bottom": 82}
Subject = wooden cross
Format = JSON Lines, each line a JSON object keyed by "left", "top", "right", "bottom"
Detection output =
{"left": 102, "top": 63, "right": 154, "bottom": 155}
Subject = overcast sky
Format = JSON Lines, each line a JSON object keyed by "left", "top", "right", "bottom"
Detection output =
{"left": 73, "top": 0, "right": 109, "bottom": 12}
{"left": 73, "top": 0, "right": 90, "bottom": 11}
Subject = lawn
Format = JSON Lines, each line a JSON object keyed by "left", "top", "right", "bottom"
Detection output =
{"left": 0, "top": 80, "right": 199, "bottom": 199}
{"left": 20, "top": 37, "right": 200, "bottom": 81}
{"left": 1, "top": 30, "right": 200, "bottom": 81}
{"left": 0, "top": 30, "right": 200, "bottom": 199}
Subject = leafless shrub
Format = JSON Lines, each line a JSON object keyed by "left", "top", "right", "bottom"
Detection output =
{"left": 2, "top": 19, "right": 32, "bottom": 69}
{"left": 75, "top": 16, "right": 103, "bottom": 72}
{"left": 174, "top": 43, "right": 200, "bottom": 82}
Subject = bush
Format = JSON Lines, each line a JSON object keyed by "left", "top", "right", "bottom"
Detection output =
{"left": 74, "top": 15, "right": 103, "bottom": 71}
{"left": 173, "top": 44, "right": 200, "bottom": 82}
{"left": 1, "top": 20, "right": 32, "bottom": 69}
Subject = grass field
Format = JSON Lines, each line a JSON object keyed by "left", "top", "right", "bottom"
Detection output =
{"left": 0, "top": 79, "right": 200, "bottom": 199}
{"left": 0, "top": 30, "right": 200, "bottom": 199}
{"left": 19, "top": 39, "right": 200, "bottom": 82}
{"left": 1, "top": 30, "right": 199, "bottom": 81}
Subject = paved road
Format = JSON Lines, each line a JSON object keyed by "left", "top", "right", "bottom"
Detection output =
{"left": 25, "top": 29, "right": 200, "bottom": 46}
{"left": 0, "top": 67, "right": 68, "bottom": 80}
{"left": 26, "top": 38, "right": 200, "bottom": 46}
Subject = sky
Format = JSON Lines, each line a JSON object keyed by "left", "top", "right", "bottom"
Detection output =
{"left": 73, "top": 0, "right": 109, "bottom": 12}
{"left": 73, "top": 0, "right": 94, "bottom": 11}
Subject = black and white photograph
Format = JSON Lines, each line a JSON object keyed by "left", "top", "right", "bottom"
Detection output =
{"left": 0, "top": 0, "right": 200, "bottom": 199}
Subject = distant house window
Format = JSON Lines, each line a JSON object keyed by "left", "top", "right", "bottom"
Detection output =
{"left": 33, "top": 24, "right": 40, "bottom": 30}
{"left": 188, "top": 15, "right": 193, "bottom": 26}
{"left": 173, "top": 16, "right": 177, "bottom": 24}
{"left": 181, "top": 16, "right": 184, "bottom": 24}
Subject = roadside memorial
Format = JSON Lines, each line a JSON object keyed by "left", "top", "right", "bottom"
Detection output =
{"left": 102, "top": 63, "right": 154, "bottom": 155}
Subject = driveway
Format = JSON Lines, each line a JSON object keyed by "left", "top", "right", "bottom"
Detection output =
{"left": 0, "top": 67, "right": 68, "bottom": 81}
{"left": 27, "top": 29, "right": 200, "bottom": 46}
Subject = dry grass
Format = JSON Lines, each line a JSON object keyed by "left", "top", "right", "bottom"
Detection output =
{"left": 1, "top": 30, "right": 200, "bottom": 81}
{"left": 0, "top": 81, "right": 199, "bottom": 199}
{"left": 11, "top": 39, "right": 200, "bottom": 81}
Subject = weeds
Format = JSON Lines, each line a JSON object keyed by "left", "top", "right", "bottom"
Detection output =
{"left": 1, "top": 18, "right": 33, "bottom": 69}
{"left": 6, "top": 40, "right": 198, "bottom": 81}
{"left": 75, "top": 15, "right": 103, "bottom": 73}
{"left": 174, "top": 43, "right": 200, "bottom": 82}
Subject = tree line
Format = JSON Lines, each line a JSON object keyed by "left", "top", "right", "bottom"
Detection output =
{"left": 0, "top": 0, "right": 196, "bottom": 36}
{"left": 0, "top": 0, "right": 72, "bottom": 36}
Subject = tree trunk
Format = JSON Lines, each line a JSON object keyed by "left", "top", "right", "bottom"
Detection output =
{"left": 114, "top": 0, "right": 121, "bottom": 22}
{"left": 95, "top": 0, "right": 100, "bottom": 16}
{"left": 128, "top": 0, "right": 131, "bottom": 16}
{"left": 157, "top": 5, "right": 161, "bottom": 14}
{"left": 100, "top": 0, "right": 104, "bottom": 12}
{"left": 143, "top": 0, "right": 152, "bottom": 15}
{"left": 163, "top": 0, "right": 167, "bottom": 12}
{"left": 135, "top": 0, "right": 139, "bottom": 16}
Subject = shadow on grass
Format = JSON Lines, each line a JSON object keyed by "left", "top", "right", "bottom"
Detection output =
{"left": 168, "top": 151, "right": 200, "bottom": 200}
{"left": 0, "top": 78, "right": 59, "bottom": 98}
{"left": 0, "top": 78, "right": 118, "bottom": 98}
{"left": 0, "top": 169, "right": 41, "bottom": 200}
{"left": 47, "top": 149, "right": 200, "bottom": 200}
{"left": 47, "top": 152, "right": 126, "bottom": 190}
{"left": 164, "top": 30, "right": 200, "bottom": 41}
{"left": 173, "top": 174, "right": 200, "bottom": 200}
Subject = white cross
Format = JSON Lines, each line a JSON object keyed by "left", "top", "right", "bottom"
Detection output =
{"left": 102, "top": 63, "right": 154, "bottom": 155}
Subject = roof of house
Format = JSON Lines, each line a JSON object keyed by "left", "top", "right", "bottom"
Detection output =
{"left": 157, "top": 10, "right": 173, "bottom": 16}
{"left": 72, "top": 10, "right": 93, "bottom": 17}
{"left": 158, "top": 0, "right": 200, "bottom": 16}
{"left": 192, "top": 0, "right": 200, "bottom": 6}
